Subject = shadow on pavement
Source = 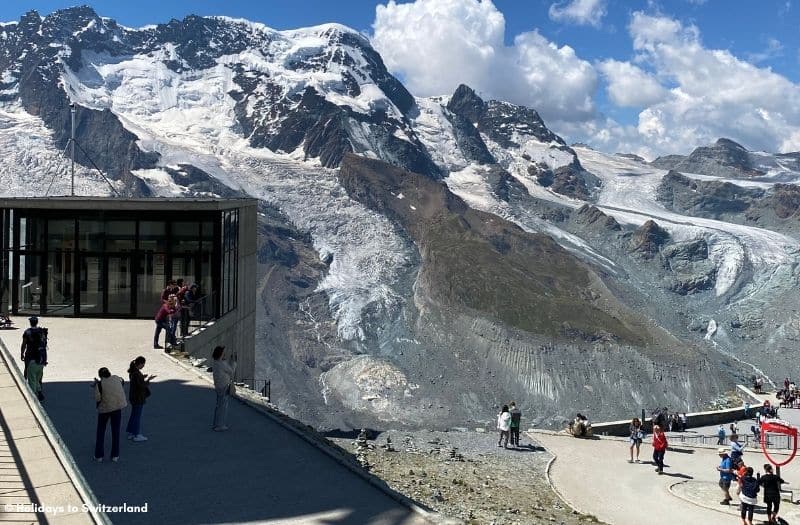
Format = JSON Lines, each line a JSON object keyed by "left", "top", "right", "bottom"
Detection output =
{"left": 41, "top": 378, "right": 421, "bottom": 525}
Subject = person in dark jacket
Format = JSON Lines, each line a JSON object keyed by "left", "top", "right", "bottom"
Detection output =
{"left": 758, "top": 463, "right": 785, "bottom": 524}
{"left": 20, "top": 316, "right": 47, "bottom": 400}
{"left": 126, "top": 357, "right": 154, "bottom": 442}
{"left": 509, "top": 402, "right": 522, "bottom": 447}
{"left": 739, "top": 466, "right": 759, "bottom": 525}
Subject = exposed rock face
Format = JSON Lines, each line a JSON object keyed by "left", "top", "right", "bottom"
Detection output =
{"left": 657, "top": 170, "right": 763, "bottom": 218}
{"left": 662, "top": 240, "right": 716, "bottom": 295}
{"left": 651, "top": 138, "right": 764, "bottom": 178}
{"left": 572, "top": 204, "right": 621, "bottom": 233}
{"left": 628, "top": 220, "right": 669, "bottom": 259}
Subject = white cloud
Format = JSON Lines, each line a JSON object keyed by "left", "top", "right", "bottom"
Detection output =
{"left": 598, "top": 59, "right": 667, "bottom": 107}
{"left": 746, "top": 37, "right": 784, "bottom": 64}
{"left": 372, "top": 0, "right": 598, "bottom": 124}
{"left": 620, "top": 11, "right": 800, "bottom": 154}
{"left": 548, "top": 0, "right": 607, "bottom": 27}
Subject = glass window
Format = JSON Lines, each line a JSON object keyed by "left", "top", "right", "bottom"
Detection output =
{"left": 137, "top": 252, "right": 165, "bottom": 317}
{"left": 17, "top": 253, "right": 42, "bottom": 314}
{"left": 139, "top": 221, "right": 167, "bottom": 252}
{"left": 172, "top": 221, "right": 200, "bottom": 253}
{"left": 79, "top": 255, "right": 103, "bottom": 314}
{"left": 78, "top": 219, "right": 104, "bottom": 251}
{"left": 107, "top": 255, "right": 131, "bottom": 314}
{"left": 48, "top": 219, "right": 75, "bottom": 251}
{"left": 105, "top": 221, "right": 135, "bottom": 252}
{"left": 20, "top": 216, "right": 45, "bottom": 250}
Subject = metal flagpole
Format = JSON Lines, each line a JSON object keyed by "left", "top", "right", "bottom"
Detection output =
{"left": 70, "top": 103, "right": 76, "bottom": 197}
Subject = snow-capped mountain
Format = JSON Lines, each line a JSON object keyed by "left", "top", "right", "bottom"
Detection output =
{"left": 3, "top": 6, "right": 800, "bottom": 429}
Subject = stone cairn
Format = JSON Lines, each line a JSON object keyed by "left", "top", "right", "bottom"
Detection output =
{"left": 354, "top": 428, "right": 371, "bottom": 470}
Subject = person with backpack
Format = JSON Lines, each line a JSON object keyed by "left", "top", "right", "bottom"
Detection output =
{"left": 94, "top": 367, "right": 127, "bottom": 462}
{"left": 758, "top": 463, "right": 785, "bottom": 524}
{"left": 126, "top": 357, "right": 155, "bottom": 443}
{"left": 509, "top": 402, "right": 522, "bottom": 447}
{"left": 20, "top": 316, "right": 47, "bottom": 401}
{"left": 739, "top": 466, "right": 759, "bottom": 525}
{"left": 717, "top": 424, "right": 726, "bottom": 445}
{"left": 651, "top": 424, "right": 668, "bottom": 474}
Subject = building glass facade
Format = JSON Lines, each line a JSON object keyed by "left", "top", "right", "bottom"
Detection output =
{"left": 0, "top": 203, "right": 241, "bottom": 320}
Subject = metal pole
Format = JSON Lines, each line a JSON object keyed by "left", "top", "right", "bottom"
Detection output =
{"left": 70, "top": 104, "right": 76, "bottom": 196}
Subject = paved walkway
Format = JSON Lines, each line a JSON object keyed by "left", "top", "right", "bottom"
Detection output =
{"left": 0, "top": 318, "right": 426, "bottom": 525}
{"left": 0, "top": 329, "right": 94, "bottom": 525}
{"left": 533, "top": 430, "right": 800, "bottom": 525}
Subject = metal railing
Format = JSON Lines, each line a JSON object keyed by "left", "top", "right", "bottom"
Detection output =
{"left": 238, "top": 378, "right": 271, "bottom": 402}
{"left": 185, "top": 291, "right": 216, "bottom": 333}
{"left": 667, "top": 432, "right": 793, "bottom": 450}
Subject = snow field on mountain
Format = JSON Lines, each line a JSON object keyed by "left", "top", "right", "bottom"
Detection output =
{"left": 574, "top": 146, "right": 800, "bottom": 299}
{"left": 60, "top": 47, "right": 415, "bottom": 343}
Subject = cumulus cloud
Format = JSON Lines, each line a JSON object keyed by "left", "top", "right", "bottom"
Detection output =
{"left": 622, "top": 11, "right": 800, "bottom": 154}
{"left": 597, "top": 59, "right": 667, "bottom": 107}
{"left": 372, "top": 0, "right": 597, "bottom": 124}
{"left": 548, "top": 0, "right": 607, "bottom": 27}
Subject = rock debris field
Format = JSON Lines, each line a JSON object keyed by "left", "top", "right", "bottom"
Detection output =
{"left": 330, "top": 430, "right": 605, "bottom": 525}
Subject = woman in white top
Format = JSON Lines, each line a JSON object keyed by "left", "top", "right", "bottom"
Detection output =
{"left": 497, "top": 405, "right": 511, "bottom": 448}
{"left": 94, "top": 367, "right": 127, "bottom": 462}
{"left": 211, "top": 345, "right": 237, "bottom": 432}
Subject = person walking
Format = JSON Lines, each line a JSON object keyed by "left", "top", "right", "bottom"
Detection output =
{"left": 717, "top": 448, "right": 734, "bottom": 505}
{"left": 212, "top": 346, "right": 236, "bottom": 431}
{"left": 758, "top": 463, "right": 785, "bottom": 524}
{"left": 496, "top": 405, "right": 511, "bottom": 448}
{"left": 20, "top": 316, "right": 48, "bottom": 401}
{"left": 651, "top": 424, "right": 667, "bottom": 474}
{"left": 717, "top": 424, "right": 726, "bottom": 445}
{"left": 739, "top": 466, "right": 759, "bottom": 525}
{"left": 126, "top": 357, "right": 155, "bottom": 443}
{"left": 94, "top": 367, "right": 127, "bottom": 462}
{"left": 509, "top": 402, "right": 522, "bottom": 447}
{"left": 629, "top": 418, "right": 644, "bottom": 463}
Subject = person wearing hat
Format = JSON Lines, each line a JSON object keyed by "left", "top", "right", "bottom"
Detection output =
{"left": 717, "top": 447, "right": 734, "bottom": 505}
{"left": 211, "top": 345, "right": 237, "bottom": 431}
{"left": 20, "top": 316, "right": 47, "bottom": 401}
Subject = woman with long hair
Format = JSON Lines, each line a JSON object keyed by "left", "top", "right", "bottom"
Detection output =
{"left": 126, "top": 356, "right": 154, "bottom": 442}
{"left": 212, "top": 345, "right": 237, "bottom": 431}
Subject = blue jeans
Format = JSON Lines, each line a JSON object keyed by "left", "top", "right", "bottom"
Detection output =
{"left": 153, "top": 319, "right": 173, "bottom": 347}
{"left": 126, "top": 404, "right": 144, "bottom": 436}
{"left": 95, "top": 409, "right": 122, "bottom": 459}
{"left": 213, "top": 391, "right": 229, "bottom": 428}
{"left": 653, "top": 449, "right": 665, "bottom": 471}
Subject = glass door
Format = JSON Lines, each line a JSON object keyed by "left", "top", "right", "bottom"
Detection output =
{"left": 107, "top": 255, "right": 132, "bottom": 315}
{"left": 137, "top": 252, "right": 165, "bottom": 317}
{"left": 79, "top": 255, "right": 103, "bottom": 315}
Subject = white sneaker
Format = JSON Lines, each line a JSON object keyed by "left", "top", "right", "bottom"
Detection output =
{"left": 127, "top": 434, "right": 134, "bottom": 440}
{"left": 111, "top": 457, "right": 119, "bottom": 463}
{"left": 132, "top": 435, "right": 148, "bottom": 442}
{"left": 94, "top": 457, "right": 103, "bottom": 463}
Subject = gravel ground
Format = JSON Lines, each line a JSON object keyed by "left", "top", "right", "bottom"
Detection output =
{"left": 330, "top": 430, "right": 607, "bottom": 525}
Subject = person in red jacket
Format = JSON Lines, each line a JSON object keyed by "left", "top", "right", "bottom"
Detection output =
{"left": 652, "top": 424, "right": 668, "bottom": 474}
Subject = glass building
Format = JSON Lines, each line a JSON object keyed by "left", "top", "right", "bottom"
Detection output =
{"left": 0, "top": 198, "right": 255, "bottom": 320}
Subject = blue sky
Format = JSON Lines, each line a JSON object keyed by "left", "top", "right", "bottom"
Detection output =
{"left": 1, "top": 1, "right": 799, "bottom": 155}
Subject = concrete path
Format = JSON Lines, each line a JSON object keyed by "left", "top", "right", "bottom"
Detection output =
{"left": 0, "top": 329, "right": 94, "bottom": 525}
{"left": 0, "top": 318, "right": 426, "bottom": 525}
{"left": 533, "top": 430, "right": 800, "bottom": 525}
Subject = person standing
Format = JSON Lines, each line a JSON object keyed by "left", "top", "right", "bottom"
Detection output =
{"left": 20, "top": 316, "right": 47, "bottom": 401}
{"left": 94, "top": 367, "right": 127, "bottom": 462}
{"left": 717, "top": 424, "right": 726, "bottom": 445}
{"left": 153, "top": 296, "right": 177, "bottom": 350}
{"left": 758, "top": 463, "right": 785, "bottom": 524}
{"left": 651, "top": 424, "right": 668, "bottom": 474}
{"left": 730, "top": 434, "right": 745, "bottom": 462}
{"left": 717, "top": 448, "right": 734, "bottom": 505}
{"left": 126, "top": 357, "right": 155, "bottom": 442}
{"left": 629, "top": 418, "right": 644, "bottom": 463}
{"left": 496, "top": 405, "right": 511, "bottom": 448}
{"left": 212, "top": 346, "right": 237, "bottom": 431}
{"left": 739, "top": 466, "right": 759, "bottom": 525}
{"left": 509, "top": 402, "right": 522, "bottom": 447}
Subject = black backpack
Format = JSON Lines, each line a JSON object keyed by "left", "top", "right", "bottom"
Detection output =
{"left": 26, "top": 327, "right": 47, "bottom": 364}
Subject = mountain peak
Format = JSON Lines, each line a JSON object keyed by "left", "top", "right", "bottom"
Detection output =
{"left": 714, "top": 137, "right": 747, "bottom": 151}
{"left": 446, "top": 84, "right": 486, "bottom": 123}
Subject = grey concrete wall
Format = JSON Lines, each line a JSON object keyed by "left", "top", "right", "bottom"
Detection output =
{"left": 591, "top": 404, "right": 763, "bottom": 436}
{"left": 184, "top": 202, "right": 257, "bottom": 382}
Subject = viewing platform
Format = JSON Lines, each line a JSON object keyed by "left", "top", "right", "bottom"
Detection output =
{"left": 0, "top": 317, "right": 429, "bottom": 524}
